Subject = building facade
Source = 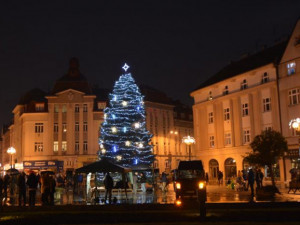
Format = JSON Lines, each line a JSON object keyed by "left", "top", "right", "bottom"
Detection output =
{"left": 191, "top": 42, "right": 286, "bottom": 182}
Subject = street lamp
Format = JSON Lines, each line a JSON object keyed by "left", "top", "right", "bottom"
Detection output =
{"left": 7, "top": 147, "right": 16, "bottom": 169}
{"left": 182, "top": 136, "right": 195, "bottom": 161}
{"left": 289, "top": 118, "right": 300, "bottom": 155}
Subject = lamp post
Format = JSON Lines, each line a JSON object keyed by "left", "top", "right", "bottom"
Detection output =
{"left": 7, "top": 147, "right": 16, "bottom": 169}
{"left": 182, "top": 136, "right": 195, "bottom": 161}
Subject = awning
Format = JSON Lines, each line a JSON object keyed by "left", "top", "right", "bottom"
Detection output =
{"left": 75, "top": 159, "right": 131, "bottom": 174}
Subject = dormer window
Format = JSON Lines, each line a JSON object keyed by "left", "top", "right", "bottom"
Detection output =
{"left": 97, "top": 102, "right": 106, "bottom": 110}
{"left": 208, "top": 91, "right": 213, "bottom": 101}
{"left": 241, "top": 79, "right": 248, "bottom": 90}
{"left": 35, "top": 103, "right": 44, "bottom": 112}
{"left": 287, "top": 62, "right": 296, "bottom": 75}
{"left": 262, "top": 72, "right": 269, "bottom": 83}
{"left": 223, "top": 86, "right": 229, "bottom": 95}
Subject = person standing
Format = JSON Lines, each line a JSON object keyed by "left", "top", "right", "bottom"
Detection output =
{"left": 140, "top": 172, "right": 146, "bottom": 193}
{"left": 3, "top": 174, "right": 10, "bottom": 203}
{"left": 248, "top": 169, "right": 255, "bottom": 199}
{"left": 218, "top": 171, "right": 223, "bottom": 185}
{"left": 255, "top": 169, "right": 261, "bottom": 189}
{"left": 27, "top": 171, "right": 38, "bottom": 206}
{"left": 161, "top": 172, "right": 168, "bottom": 192}
{"left": 103, "top": 173, "right": 114, "bottom": 204}
{"left": 258, "top": 169, "right": 264, "bottom": 188}
{"left": 49, "top": 175, "right": 56, "bottom": 205}
{"left": 17, "top": 172, "right": 26, "bottom": 206}
{"left": 0, "top": 176, "right": 3, "bottom": 207}
{"left": 41, "top": 173, "right": 51, "bottom": 205}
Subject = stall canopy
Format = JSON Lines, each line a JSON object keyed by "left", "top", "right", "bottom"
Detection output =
{"left": 75, "top": 159, "right": 131, "bottom": 174}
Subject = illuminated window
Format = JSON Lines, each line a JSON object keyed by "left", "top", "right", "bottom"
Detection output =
{"left": 34, "top": 142, "right": 43, "bottom": 152}
{"left": 62, "top": 104, "right": 67, "bottom": 113}
{"left": 242, "top": 103, "right": 249, "bottom": 117}
{"left": 165, "top": 159, "right": 170, "bottom": 169}
{"left": 225, "top": 132, "right": 231, "bottom": 145}
{"left": 243, "top": 129, "right": 251, "bottom": 144}
{"left": 209, "top": 136, "right": 215, "bottom": 148}
{"left": 54, "top": 105, "right": 59, "bottom": 113}
{"left": 54, "top": 123, "right": 58, "bottom": 133}
{"left": 62, "top": 141, "right": 67, "bottom": 152}
{"left": 53, "top": 141, "right": 58, "bottom": 152}
{"left": 224, "top": 108, "right": 230, "bottom": 121}
{"left": 223, "top": 86, "right": 229, "bottom": 95}
{"left": 287, "top": 62, "right": 296, "bottom": 75}
{"left": 83, "top": 122, "right": 88, "bottom": 132}
{"left": 154, "top": 160, "right": 159, "bottom": 168}
{"left": 289, "top": 88, "right": 300, "bottom": 105}
{"left": 35, "top": 103, "right": 44, "bottom": 112}
{"left": 263, "top": 98, "right": 271, "bottom": 112}
{"left": 35, "top": 123, "right": 43, "bottom": 133}
{"left": 75, "top": 122, "right": 79, "bottom": 132}
{"left": 262, "top": 72, "right": 269, "bottom": 83}
{"left": 75, "top": 104, "right": 79, "bottom": 113}
{"left": 97, "top": 102, "right": 106, "bottom": 110}
{"left": 83, "top": 104, "right": 88, "bottom": 112}
{"left": 208, "top": 112, "right": 214, "bottom": 124}
{"left": 241, "top": 79, "right": 248, "bottom": 90}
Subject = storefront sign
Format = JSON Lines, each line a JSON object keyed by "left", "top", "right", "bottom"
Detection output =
{"left": 23, "top": 160, "right": 64, "bottom": 171}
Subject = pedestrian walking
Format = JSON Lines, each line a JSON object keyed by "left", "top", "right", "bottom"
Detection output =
{"left": 218, "top": 171, "right": 223, "bottom": 185}
{"left": 27, "top": 171, "right": 38, "bottom": 206}
{"left": 17, "top": 172, "right": 26, "bottom": 206}
{"left": 255, "top": 169, "right": 261, "bottom": 189}
{"left": 247, "top": 169, "right": 255, "bottom": 200}
{"left": 103, "top": 173, "right": 114, "bottom": 204}
{"left": 258, "top": 169, "right": 264, "bottom": 188}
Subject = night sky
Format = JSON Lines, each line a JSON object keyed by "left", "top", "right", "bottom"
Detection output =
{"left": 1, "top": 0, "right": 300, "bottom": 127}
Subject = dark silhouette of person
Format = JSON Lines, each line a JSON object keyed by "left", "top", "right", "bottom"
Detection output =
{"left": 0, "top": 176, "right": 3, "bottom": 206}
{"left": 27, "top": 171, "right": 38, "bottom": 206}
{"left": 248, "top": 169, "right": 255, "bottom": 200}
{"left": 218, "top": 171, "right": 223, "bottom": 185}
{"left": 17, "top": 172, "right": 26, "bottom": 206}
{"left": 103, "top": 173, "right": 114, "bottom": 204}
{"left": 3, "top": 174, "right": 10, "bottom": 203}
{"left": 49, "top": 175, "right": 56, "bottom": 205}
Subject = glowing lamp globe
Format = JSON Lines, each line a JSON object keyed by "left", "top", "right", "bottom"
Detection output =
{"left": 7, "top": 147, "right": 16, "bottom": 155}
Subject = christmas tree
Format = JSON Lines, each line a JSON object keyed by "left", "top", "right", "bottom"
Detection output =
{"left": 99, "top": 64, "right": 154, "bottom": 168}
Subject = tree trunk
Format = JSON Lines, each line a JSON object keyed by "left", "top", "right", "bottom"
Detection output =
{"left": 269, "top": 164, "right": 275, "bottom": 187}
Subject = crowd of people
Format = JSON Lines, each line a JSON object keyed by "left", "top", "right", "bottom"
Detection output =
{"left": 0, "top": 171, "right": 60, "bottom": 206}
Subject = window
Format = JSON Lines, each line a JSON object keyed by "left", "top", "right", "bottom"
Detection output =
{"left": 165, "top": 159, "right": 170, "bottom": 169}
{"left": 243, "top": 129, "right": 251, "bottom": 144}
{"left": 75, "top": 142, "right": 79, "bottom": 152}
{"left": 223, "top": 86, "right": 229, "bottom": 95}
{"left": 54, "top": 123, "right": 58, "bottom": 133}
{"left": 208, "top": 91, "right": 213, "bottom": 100}
{"left": 83, "top": 122, "right": 88, "bottom": 132}
{"left": 241, "top": 79, "right": 248, "bottom": 90}
{"left": 287, "top": 62, "right": 296, "bottom": 75}
{"left": 83, "top": 141, "right": 88, "bottom": 152}
{"left": 35, "top": 123, "right": 43, "bottom": 133}
{"left": 75, "top": 122, "right": 79, "bottom": 132}
{"left": 225, "top": 132, "right": 231, "bottom": 145}
{"left": 153, "top": 160, "right": 159, "bottom": 168}
{"left": 34, "top": 142, "right": 43, "bottom": 152}
{"left": 262, "top": 72, "right": 269, "bottom": 83}
{"left": 54, "top": 105, "right": 59, "bottom": 113}
{"left": 53, "top": 141, "right": 58, "bottom": 152}
{"left": 209, "top": 136, "right": 215, "bottom": 148}
{"left": 263, "top": 98, "right": 271, "bottom": 112}
{"left": 224, "top": 108, "right": 230, "bottom": 121}
{"left": 35, "top": 103, "right": 44, "bottom": 111}
{"left": 265, "top": 126, "right": 272, "bottom": 131}
{"left": 62, "top": 104, "right": 67, "bottom": 113}
{"left": 83, "top": 104, "right": 88, "bottom": 112}
{"left": 289, "top": 88, "right": 300, "bottom": 105}
{"left": 62, "top": 123, "right": 67, "bottom": 132}
{"left": 242, "top": 103, "right": 249, "bottom": 117}
{"left": 75, "top": 104, "right": 79, "bottom": 113}
{"left": 208, "top": 112, "right": 214, "bottom": 124}
{"left": 62, "top": 141, "right": 67, "bottom": 152}
{"left": 97, "top": 102, "right": 106, "bottom": 110}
